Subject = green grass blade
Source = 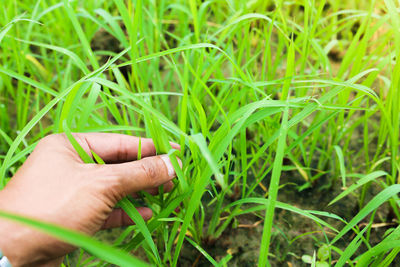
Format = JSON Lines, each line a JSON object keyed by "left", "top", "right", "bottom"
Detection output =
{"left": 334, "top": 225, "right": 368, "bottom": 267}
{"left": 259, "top": 105, "right": 289, "bottom": 266}
{"left": 331, "top": 185, "right": 400, "bottom": 244}
{"left": 118, "top": 198, "right": 161, "bottom": 264}
{"left": 63, "top": 121, "right": 94, "bottom": 163}
{"left": 0, "top": 210, "right": 148, "bottom": 267}
{"left": 329, "top": 171, "right": 387, "bottom": 206}
{"left": 191, "top": 133, "right": 226, "bottom": 190}
{"left": 185, "top": 237, "right": 219, "bottom": 266}
{"left": 13, "top": 38, "right": 89, "bottom": 74}
{"left": 355, "top": 240, "right": 400, "bottom": 267}
{"left": 334, "top": 145, "right": 346, "bottom": 188}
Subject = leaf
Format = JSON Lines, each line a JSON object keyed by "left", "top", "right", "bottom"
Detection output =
{"left": 63, "top": 121, "right": 94, "bottom": 164}
{"left": 302, "top": 255, "right": 313, "bottom": 264}
{"left": 334, "top": 145, "right": 346, "bottom": 188}
{"left": 0, "top": 210, "right": 148, "bottom": 267}
{"left": 331, "top": 185, "right": 400, "bottom": 244}
{"left": 191, "top": 133, "right": 226, "bottom": 190}
{"left": 329, "top": 171, "right": 387, "bottom": 206}
{"left": 318, "top": 244, "right": 330, "bottom": 261}
{"left": 355, "top": 240, "right": 400, "bottom": 267}
{"left": 186, "top": 237, "right": 219, "bottom": 266}
{"left": 334, "top": 226, "right": 368, "bottom": 267}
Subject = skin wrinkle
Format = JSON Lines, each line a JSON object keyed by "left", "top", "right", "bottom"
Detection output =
{"left": 139, "top": 158, "right": 164, "bottom": 188}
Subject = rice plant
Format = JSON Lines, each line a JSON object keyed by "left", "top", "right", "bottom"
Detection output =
{"left": 1, "top": 0, "right": 400, "bottom": 266}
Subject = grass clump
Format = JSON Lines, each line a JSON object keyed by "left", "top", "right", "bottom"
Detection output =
{"left": 1, "top": 0, "right": 400, "bottom": 266}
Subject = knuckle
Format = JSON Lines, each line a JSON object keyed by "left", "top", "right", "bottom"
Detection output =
{"left": 117, "top": 137, "right": 129, "bottom": 162}
{"left": 140, "top": 158, "right": 160, "bottom": 187}
{"left": 38, "top": 134, "right": 56, "bottom": 144}
{"left": 100, "top": 164, "right": 122, "bottom": 185}
{"left": 36, "top": 133, "right": 64, "bottom": 148}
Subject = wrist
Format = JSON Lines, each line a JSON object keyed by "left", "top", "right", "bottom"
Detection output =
{"left": 0, "top": 221, "right": 25, "bottom": 266}
{"left": 0, "top": 189, "right": 42, "bottom": 266}
{"left": 0, "top": 189, "right": 67, "bottom": 267}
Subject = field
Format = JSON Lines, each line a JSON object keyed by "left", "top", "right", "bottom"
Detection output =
{"left": 1, "top": 0, "right": 400, "bottom": 266}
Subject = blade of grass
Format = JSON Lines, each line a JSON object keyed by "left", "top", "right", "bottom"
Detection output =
{"left": 329, "top": 171, "right": 387, "bottom": 206}
{"left": 334, "top": 145, "right": 346, "bottom": 188}
{"left": 185, "top": 237, "right": 219, "bottom": 266}
{"left": 355, "top": 240, "right": 400, "bottom": 267}
{"left": 0, "top": 210, "right": 148, "bottom": 267}
{"left": 258, "top": 105, "right": 289, "bottom": 266}
{"left": 331, "top": 185, "right": 400, "bottom": 244}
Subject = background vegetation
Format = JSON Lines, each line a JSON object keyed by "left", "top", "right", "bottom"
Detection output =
{"left": 1, "top": 0, "right": 400, "bottom": 266}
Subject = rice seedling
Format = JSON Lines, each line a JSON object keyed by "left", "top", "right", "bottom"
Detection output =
{"left": 1, "top": 0, "right": 400, "bottom": 266}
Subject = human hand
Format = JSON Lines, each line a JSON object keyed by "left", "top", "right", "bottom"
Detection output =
{"left": 0, "top": 133, "right": 180, "bottom": 267}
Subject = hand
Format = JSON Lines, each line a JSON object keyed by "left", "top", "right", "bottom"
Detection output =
{"left": 0, "top": 133, "right": 179, "bottom": 267}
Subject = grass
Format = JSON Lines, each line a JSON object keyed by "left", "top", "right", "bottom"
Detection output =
{"left": 1, "top": 0, "right": 400, "bottom": 266}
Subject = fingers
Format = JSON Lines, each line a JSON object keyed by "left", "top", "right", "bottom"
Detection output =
{"left": 102, "top": 207, "right": 152, "bottom": 229}
{"left": 107, "top": 155, "right": 180, "bottom": 196}
{"left": 64, "top": 132, "right": 180, "bottom": 163}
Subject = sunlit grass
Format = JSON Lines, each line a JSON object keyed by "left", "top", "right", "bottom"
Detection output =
{"left": 1, "top": 0, "right": 400, "bottom": 266}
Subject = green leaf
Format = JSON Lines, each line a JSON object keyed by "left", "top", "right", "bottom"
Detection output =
{"left": 334, "top": 225, "right": 368, "bottom": 267}
{"left": 0, "top": 210, "right": 148, "bottom": 267}
{"left": 63, "top": 121, "right": 94, "bottom": 164}
{"left": 331, "top": 185, "right": 400, "bottom": 244}
{"left": 329, "top": 171, "right": 387, "bottom": 206}
{"left": 317, "top": 244, "right": 330, "bottom": 261}
{"left": 191, "top": 133, "right": 226, "bottom": 190}
{"left": 355, "top": 240, "right": 400, "bottom": 267}
{"left": 302, "top": 255, "right": 313, "bottom": 264}
{"left": 186, "top": 237, "right": 219, "bottom": 266}
{"left": 334, "top": 145, "right": 346, "bottom": 188}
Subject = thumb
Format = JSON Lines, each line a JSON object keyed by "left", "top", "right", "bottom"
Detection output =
{"left": 102, "top": 155, "right": 180, "bottom": 197}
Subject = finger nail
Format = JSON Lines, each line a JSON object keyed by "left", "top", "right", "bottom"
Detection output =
{"left": 161, "top": 155, "right": 176, "bottom": 178}
{"left": 177, "top": 157, "right": 183, "bottom": 168}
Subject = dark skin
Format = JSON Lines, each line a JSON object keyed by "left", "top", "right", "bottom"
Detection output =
{"left": 0, "top": 133, "right": 180, "bottom": 267}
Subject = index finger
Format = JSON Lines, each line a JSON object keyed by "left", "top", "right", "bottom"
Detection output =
{"left": 68, "top": 133, "right": 180, "bottom": 163}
